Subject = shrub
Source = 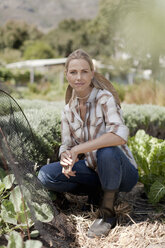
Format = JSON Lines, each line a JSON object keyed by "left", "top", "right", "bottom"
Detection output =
{"left": 112, "top": 82, "right": 126, "bottom": 102}
{"left": 15, "top": 100, "right": 165, "bottom": 166}
{"left": 23, "top": 41, "right": 54, "bottom": 60}
{"left": 15, "top": 81, "right": 68, "bottom": 101}
{"left": 128, "top": 130, "right": 165, "bottom": 204}
{"left": 0, "top": 67, "right": 42, "bottom": 85}
{"left": 0, "top": 48, "right": 22, "bottom": 64}
{"left": 13, "top": 70, "right": 42, "bottom": 85}
{"left": 0, "top": 67, "right": 13, "bottom": 82}
{"left": 22, "top": 104, "right": 63, "bottom": 164}
{"left": 122, "top": 103, "right": 165, "bottom": 139}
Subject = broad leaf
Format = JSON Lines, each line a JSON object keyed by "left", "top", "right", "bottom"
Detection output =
{"left": 148, "top": 181, "right": 165, "bottom": 204}
{"left": 7, "top": 231, "right": 23, "bottom": 248}
{"left": 33, "top": 202, "right": 54, "bottom": 223}
{"left": 10, "top": 186, "right": 22, "bottom": 212}
{"left": 1, "top": 200, "right": 17, "bottom": 225}
{"left": 30, "top": 230, "right": 40, "bottom": 238}
{"left": 25, "top": 240, "right": 42, "bottom": 248}
{"left": 3, "top": 174, "right": 15, "bottom": 190}
{"left": 17, "top": 210, "right": 33, "bottom": 228}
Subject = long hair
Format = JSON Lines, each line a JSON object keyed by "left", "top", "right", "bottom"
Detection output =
{"left": 65, "top": 49, "right": 121, "bottom": 107}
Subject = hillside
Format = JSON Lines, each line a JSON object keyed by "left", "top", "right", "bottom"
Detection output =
{"left": 0, "top": 0, "right": 99, "bottom": 32}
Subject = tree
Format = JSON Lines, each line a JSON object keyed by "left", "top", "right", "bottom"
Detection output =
{"left": 44, "top": 19, "right": 90, "bottom": 57}
{"left": 0, "top": 20, "right": 43, "bottom": 50}
{"left": 23, "top": 41, "right": 54, "bottom": 59}
{"left": 87, "top": 0, "right": 123, "bottom": 59}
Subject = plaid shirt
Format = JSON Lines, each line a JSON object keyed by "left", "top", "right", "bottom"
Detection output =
{"left": 59, "top": 87, "right": 137, "bottom": 170}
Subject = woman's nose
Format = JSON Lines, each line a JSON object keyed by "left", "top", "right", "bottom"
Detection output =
{"left": 77, "top": 73, "right": 81, "bottom": 80}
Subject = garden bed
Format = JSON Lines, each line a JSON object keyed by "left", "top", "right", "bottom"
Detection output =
{"left": 62, "top": 183, "right": 165, "bottom": 248}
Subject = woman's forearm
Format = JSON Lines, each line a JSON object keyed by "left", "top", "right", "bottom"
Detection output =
{"left": 72, "top": 132, "right": 126, "bottom": 156}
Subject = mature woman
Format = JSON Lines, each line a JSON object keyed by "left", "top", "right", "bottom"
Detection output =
{"left": 38, "top": 49, "right": 138, "bottom": 238}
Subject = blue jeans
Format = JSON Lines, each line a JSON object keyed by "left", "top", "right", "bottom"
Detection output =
{"left": 38, "top": 147, "right": 138, "bottom": 194}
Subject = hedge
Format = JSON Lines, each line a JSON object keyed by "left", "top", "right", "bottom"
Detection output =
{"left": 122, "top": 104, "right": 165, "bottom": 139}
{"left": 15, "top": 100, "right": 165, "bottom": 166}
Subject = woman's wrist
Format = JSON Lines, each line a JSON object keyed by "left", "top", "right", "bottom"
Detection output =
{"left": 71, "top": 145, "right": 79, "bottom": 155}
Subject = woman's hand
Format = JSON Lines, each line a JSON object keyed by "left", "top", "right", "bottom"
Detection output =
{"left": 60, "top": 150, "right": 73, "bottom": 167}
{"left": 60, "top": 149, "right": 78, "bottom": 178}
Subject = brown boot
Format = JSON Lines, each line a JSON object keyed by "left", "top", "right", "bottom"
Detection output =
{"left": 87, "top": 190, "right": 117, "bottom": 238}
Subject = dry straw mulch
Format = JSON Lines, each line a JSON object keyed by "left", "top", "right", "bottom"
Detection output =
{"left": 64, "top": 183, "right": 165, "bottom": 248}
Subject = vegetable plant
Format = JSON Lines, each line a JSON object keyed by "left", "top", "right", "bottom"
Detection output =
{"left": 128, "top": 130, "right": 165, "bottom": 204}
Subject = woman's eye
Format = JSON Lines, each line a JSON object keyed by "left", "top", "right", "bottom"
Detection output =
{"left": 70, "top": 71, "right": 76, "bottom": 74}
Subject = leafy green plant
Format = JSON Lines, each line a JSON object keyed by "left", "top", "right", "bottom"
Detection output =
{"left": 23, "top": 41, "right": 54, "bottom": 60}
{"left": 0, "top": 170, "right": 32, "bottom": 236}
{"left": 0, "top": 68, "right": 13, "bottom": 82}
{"left": 122, "top": 103, "right": 165, "bottom": 139}
{"left": 0, "top": 168, "right": 53, "bottom": 243}
{"left": 13, "top": 70, "right": 42, "bottom": 85}
{"left": 0, "top": 230, "right": 42, "bottom": 248}
{"left": 112, "top": 82, "right": 126, "bottom": 102}
{"left": 128, "top": 130, "right": 165, "bottom": 204}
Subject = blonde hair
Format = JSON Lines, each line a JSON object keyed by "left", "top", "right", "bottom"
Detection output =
{"left": 65, "top": 49, "right": 121, "bottom": 107}
{"left": 65, "top": 48, "right": 94, "bottom": 72}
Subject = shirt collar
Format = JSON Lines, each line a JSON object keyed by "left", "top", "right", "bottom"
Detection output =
{"left": 86, "top": 87, "right": 99, "bottom": 103}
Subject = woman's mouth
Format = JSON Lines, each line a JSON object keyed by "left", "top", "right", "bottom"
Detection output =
{"left": 75, "top": 82, "right": 84, "bottom": 86}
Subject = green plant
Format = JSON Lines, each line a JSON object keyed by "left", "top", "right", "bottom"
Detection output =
{"left": 0, "top": 168, "right": 53, "bottom": 240}
{"left": 23, "top": 107, "right": 62, "bottom": 163}
{"left": 13, "top": 100, "right": 165, "bottom": 165}
{"left": 0, "top": 48, "right": 22, "bottom": 64}
{"left": 0, "top": 170, "right": 32, "bottom": 236}
{"left": 112, "top": 82, "right": 126, "bottom": 102}
{"left": 122, "top": 103, "right": 165, "bottom": 139}
{"left": 128, "top": 130, "right": 165, "bottom": 204}
{"left": 23, "top": 41, "right": 54, "bottom": 60}
{"left": 15, "top": 71, "right": 42, "bottom": 85}
{"left": 0, "top": 230, "right": 42, "bottom": 248}
{"left": 0, "top": 68, "right": 13, "bottom": 82}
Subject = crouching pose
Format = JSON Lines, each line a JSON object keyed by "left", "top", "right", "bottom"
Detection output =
{"left": 38, "top": 49, "right": 138, "bottom": 238}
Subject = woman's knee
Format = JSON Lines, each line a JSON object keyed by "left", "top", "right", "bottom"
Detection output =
{"left": 38, "top": 166, "right": 49, "bottom": 186}
{"left": 96, "top": 146, "right": 120, "bottom": 162}
{"left": 38, "top": 162, "right": 61, "bottom": 187}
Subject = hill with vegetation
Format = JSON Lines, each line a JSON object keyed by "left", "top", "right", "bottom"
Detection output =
{"left": 0, "top": 0, "right": 99, "bottom": 32}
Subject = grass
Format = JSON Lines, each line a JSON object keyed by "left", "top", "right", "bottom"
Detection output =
{"left": 124, "top": 80, "right": 165, "bottom": 106}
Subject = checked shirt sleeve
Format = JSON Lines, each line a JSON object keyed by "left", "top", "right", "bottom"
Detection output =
{"left": 102, "top": 94, "right": 129, "bottom": 142}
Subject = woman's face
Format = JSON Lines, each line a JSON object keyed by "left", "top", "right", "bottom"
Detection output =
{"left": 66, "top": 59, "right": 94, "bottom": 96}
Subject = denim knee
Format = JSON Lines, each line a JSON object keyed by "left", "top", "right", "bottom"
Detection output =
{"left": 97, "top": 146, "right": 120, "bottom": 165}
{"left": 96, "top": 146, "right": 138, "bottom": 192}
{"left": 38, "top": 167, "right": 49, "bottom": 187}
{"left": 96, "top": 147, "right": 122, "bottom": 190}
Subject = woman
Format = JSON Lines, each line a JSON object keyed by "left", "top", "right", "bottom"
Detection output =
{"left": 38, "top": 49, "right": 138, "bottom": 238}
